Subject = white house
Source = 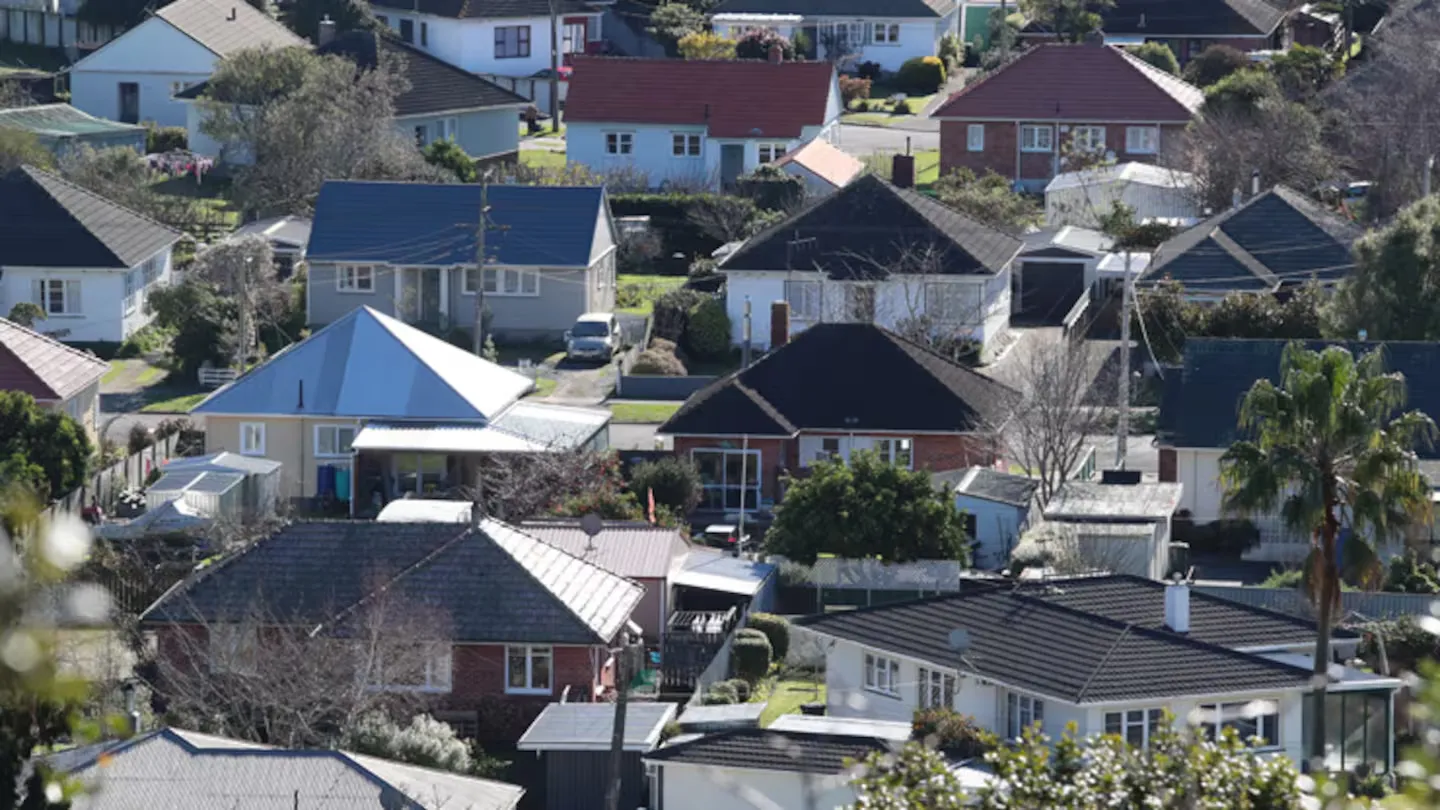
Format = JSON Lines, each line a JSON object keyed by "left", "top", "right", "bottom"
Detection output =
{"left": 0, "top": 166, "right": 181, "bottom": 343}
{"left": 710, "top": 0, "right": 962, "bottom": 73}
{"left": 796, "top": 575, "right": 1401, "bottom": 775}
{"left": 68, "top": 0, "right": 303, "bottom": 128}
{"left": 1044, "top": 162, "right": 1202, "bottom": 229}
{"left": 564, "top": 55, "right": 842, "bottom": 191}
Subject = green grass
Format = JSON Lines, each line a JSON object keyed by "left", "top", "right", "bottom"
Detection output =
{"left": 915, "top": 149, "right": 941, "bottom": 187}
{"left": 608, "top": 402, "right": 682, "bottom": 424}
{"left": 616, "top": 273, "right": 686, "bottom": 316}
{"left": 758, "top": 679, "right": 827, "bottom": 727}
{"left": 519, "top": 149, "right": 566, "bottom": 170}
{"left": 519, "top": 122, "right": 565, "bottom": 139}
{"left": 139, "top": 392, "right": 208, "bottom": 413}
{"left": 531, "top": 377, "right": 558, "bottom": 397}
{"left": 842, "top": 88, "right": 938, "bottom": 124}
{"left": 101, "top": 361, "right": 127, "bottom": 385}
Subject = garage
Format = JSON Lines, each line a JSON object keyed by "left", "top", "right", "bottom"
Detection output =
{"left": 1014, "top": 260, "right": 1087, "bottom": 325}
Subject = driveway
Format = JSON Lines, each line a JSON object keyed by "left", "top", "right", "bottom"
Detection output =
{"left": 836, "top": 123, "right": 939, "bottom": 157}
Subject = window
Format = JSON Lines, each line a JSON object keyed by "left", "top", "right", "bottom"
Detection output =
{"left": 482, "top": 268, "right": 540, "bottom": 297}
{"left": 399, "top": 18, "right": 414, "bottom": 43}
{"left": 170, "top": 81, "right": 189, "bottom": 96}
{"left": 757, "top": 142, "right": 789, "bottom": 163}
{"left": 562, "top": 21, "right": 586, "bottom": 54}
{"left": 395, "top": 453, "right": 447, "bottom": 494}
{"left": 819, "top": 437, "right": 841, "bottom": 462}
{"left": 918, "top": 667, "right": 956, "bottom": 710}
{"left": 1071, "top": 125, "right": 1106, "bottom": 153}
{"left": 672, "top": 133, "right": 702, "bottom": 157}
{"left": 824, "top": 21, "right": 867, "bottom": 48}
{"left": 33, "top": 279, "right": 80, "bottom": 315}
{"left": 873, "top": 438, "right": 913, "bottom": 468}
{"left": 495, "top": 25, "right": 531, "bottom": 58}
{"left": 438, "top": 117, "right": 459, "bottom": 142}
{"left": 605, "top": 132, "right": 633, "bottom": 155}
{"left": 337, "top": 265, "right": 374, "bottom": 292}
{"left": 873, "top": 23, "right": 900, "bottom": 43}
{"left": 315, "top": 425, "right": 356, "bottom": 457}
{"left": 421, "top": 21, "right": 428, "bottom": 46}
{"left": 1125, "top": 125, "right": 1159, "bottom": 154}
{"left": 239, "top": 423, "right": 265, "bottom": 456}
{"left": 966, "top": 123, "right": 984, "bottom": 152}
{"left": 691, "top": 448, "right": 761, "bottom": 511}
{"left": 1005, "top": 693, "right": 1044, "bottom": 738}
{"left": 1105, "top": 708, "right": 1164, "bottom": 748}
{"left": 414, "top": 123, "right": 429, "bottom": 146}
{"left": 785, "top": 280, "right": 821, "bottom": 321}
{"left": 141, "top": 254, "right": 163, "bottom": 285}
{"left": 123, "top": 269, "right": 140, "bottom": 314}
{"left": 863, "top": 652, "right": 900, "bottom": 696}
{"left": 926, "top": 283, "right": 978, "bottom": 325}
{"left": 1200, "top": 700, "right": 1280, "bottom": 748}
{"left": 1020, "top": 125, "right": 1053, "bottom": 153}
{"left": 368, "top": 643, "right": 452, "bottom": 692}
{"left": 506, "top": 645, "right": 552, "bottom": 693}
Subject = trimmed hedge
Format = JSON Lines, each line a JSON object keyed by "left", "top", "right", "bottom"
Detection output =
{"left": 610, "top": 194, "right": 726, "bottom": 270}
{"left": 731, "top": 629, "right": 773, "bottom": 683}
{"left": 684, "top": 297, "right": 731, "bottom": 359}
{"left": 745, "top": 613, "right": 790, "bottom": 661}
{"left": 896, "top": 56, "right": 946, "bottom": 94}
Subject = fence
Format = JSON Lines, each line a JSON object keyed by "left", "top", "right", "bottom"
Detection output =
{"left": 614, "top": 374, "right": 717, "bottom": 400}
{"left": 41, "top": 433, "right": 188, "bottom": 522}
{"left": 198, "top": 367, "right": 238, "bottom": 388}
{"left": 1196, "top": 585, "right": 1440, "bottom": 622}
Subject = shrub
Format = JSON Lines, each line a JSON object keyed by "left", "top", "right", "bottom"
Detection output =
{"left": 609, "top": 193, "right": 728, "bottom": 265}
{"left": 892, "top": 99, "right": 912, "bottom": 115}
{"left": 684, "top": 296, "right": 731, "bottom": 359}
{"left": 1385, "top": 550, "right": 1440, "bottom": 594}
{"left": 721, "top": 677, "right": 752, "bottom": 703}
{"left": 735, "top": 164, "right": 805, "bottom": 212}
{"left": 618, "top": 228, "right": 663, "bottom": 274}
{"left": 631, "top": 348, "right": 687, "bottom": 376}
{"left": 839, "top": 75, "right": 872, "bottom": 106}
{"left": 677, "top": 31, "right": 736, "bottom": 60}
{"left": 423, "top": 139, "right": 477, "bottom": 183}
{"left": 912, "top": 708, "right": 988, "bottom": 757}
{"left": 144, "top": 124, "right": 188, "bottom": 154}
{"left": 896, "top": 56, "right": 945, "bottom": 94}
{"left": 857, "top": 60, "right": 883, "bottom": 80}
{"left": 702, "top": 681, "right": 739, "bottom": 705}
{"left": 652, "top": 287, "right": 705, "bottom": 342}
{"left": 127, "top": 423, "right": 155, "bottom": 455}
{"left": 1183, "top": 44, "right": 1250, "bottom": 87}
{"left": 937, "top": 34, "right": 964, "bottom": 71}
{"left": 1128, "top": 41, "right": 1179, "bottom": 75}
{"left": 628, "top": 456, "right": 703, "bottom": 513}
{"left": 1260, "top": 568, "right": 1302, "bottom": 589}
{"left": 341, "top": 713, "right": 474, "bottom": 775}
{"left": 1202, "top": 68, "right": 1281, "bottom": 118}
{"left": 734, "top": 28, "right": 795, "bottom": 62}
{"left": 688, "top": 258, "right": 718, "bottom": 279}
{"left": 731, "top": 629, "right": 773, "bottom": 683}
{"left": 791, "top": 28, "right": 812, "bottom": 59}
{"left": 745, "top": 612, "right": 790, "bottom": 661}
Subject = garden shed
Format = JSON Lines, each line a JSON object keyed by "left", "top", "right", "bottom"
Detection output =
{"left": 517, "top": 702, "right": 678, "bottom": 810}
{"left": 0, "top": 104, "right": 145, "bottom": 158}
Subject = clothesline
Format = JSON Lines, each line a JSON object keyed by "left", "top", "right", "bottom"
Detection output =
{"left": 145, "top": 149, "right": 214, "bottom": 180}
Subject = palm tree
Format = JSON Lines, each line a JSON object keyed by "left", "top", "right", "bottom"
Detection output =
{"left": 1220, "top": 342, "right": 1435, "bottom": 768}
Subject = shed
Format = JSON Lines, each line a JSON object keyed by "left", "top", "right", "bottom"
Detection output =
{"left": 0, "top": 104, "right": 146, "bottom": 158}
{"left": 517, "top": 702, "right": 678, "bottom": 810}
{"left": 672, "top": 549, "right": 777, "bottom": 613}
{"left": 159, "top": 452, "right": 283, "bottom": 518}
{"left": 1044, "top": 162, "right": 1201, "bottom": 230}
{"left": 675, "top": 703, "right": 765, "bottom": 734}
{"left": 228, "top": 215, "right": 311, "bottom": 277}
{"left": 1039, "top": 477, "right": 1186, "bottom": 580}
{"left": 146, "top": 469, "right": 247, "bottom": 517}
{"left": 946, "top": 466, "right": 1039, "bottom": 569}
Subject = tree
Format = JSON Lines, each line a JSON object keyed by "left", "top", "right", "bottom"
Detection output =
{"left": 734, "top": 28, "right": 795, "bottom": 61}
{"left": 1220, "top": 343, "right": 1434, "bottom": 766}
{"left": 0, "top": 129, "right": 51, "bottom": 173}
{"left": 1268, "top": 45, "right": 1338, "bottom": 101}
{"left": 647, "top": 3, "right": 705, "bottom": 56}
{"left": 627, "top": 456, "right": 702, "bottom": 515}
{"left": 1127, "top": 41, "right": 1178, "bottom": 75}
{"left": 677, "top": 31, "right": 736, "bottom": 60}
{"left": 1327, "top": 195, "right": 1440, "bottom": 341}
{"left": 687, "top": 195, "right": 762, "bottom": 244}
{"left": 1185, "top": 92, "right": 1332, "bottom": 212}
{"left": 422, "top": 140, "right": 477, "bottom": 182}
{"left": 147, "top": 280, "right": 239, "bottom": 375}
{"left": 188, "top": 236, "right": 281, "bottom": 368}
{"left": 1183, "top": 44, "right": 1251, "bottom": 87}
{"left": 1202, "top": 69, "right": 1282, "bottom": 119}
{"left": 932, "top": 168, "right": 1041, "bottom": 232}
{"left": 285, "top": 0, "right": 378, "bottom": 41}
{"left": 5, "top": 303, "right": 44, "bottom": 329}
{"left": 766, "top": 450, "right": 972, "bottom": 565}
{"left": 0, "top": 393, "right": 91, "bottom": 501}
{"left": 1018, "top": 0, "right": 1114, "bottom": 43}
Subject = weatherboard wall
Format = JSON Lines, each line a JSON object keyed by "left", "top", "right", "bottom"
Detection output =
{"left": 69, "top": 15, "right": 218, "bottom": 127}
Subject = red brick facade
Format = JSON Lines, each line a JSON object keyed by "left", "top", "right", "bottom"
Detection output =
{"left": 939, "top": 120, "right": 1190, "bottom": 187}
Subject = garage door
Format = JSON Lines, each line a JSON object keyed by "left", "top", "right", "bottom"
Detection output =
{"left": 1016, "top": 261, "right": 1086, "bottom": 325}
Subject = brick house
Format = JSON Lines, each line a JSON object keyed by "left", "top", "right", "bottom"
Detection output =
{"left": 141, "top": 517, "right": 643, "bottom": 741}
{"left": 932, "top": 42, "right": 1203, "bottom": 192}
{"left": 657, "top": 322, "right": 1017, "bottom": 517}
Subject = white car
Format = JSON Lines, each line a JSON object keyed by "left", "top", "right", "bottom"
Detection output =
{"left": 565, "top": 312, "right": 622, "bottom": 362}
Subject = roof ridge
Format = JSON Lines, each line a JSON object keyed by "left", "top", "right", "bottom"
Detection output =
{"left": 18, "top": 166, "right": 182, "bottom": 258}
{"left": 1210, "top": 227, "right": 1277, "bottom": 285}
{"left": 731, "top": 378, "right": 797, "bottom": 434}
{"left": 879, "top": 326, "right": 1022, "bottom": 399}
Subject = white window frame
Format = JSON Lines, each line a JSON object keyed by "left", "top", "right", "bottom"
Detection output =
{"left": 757, "top": 142, "right": 789, "bottom": 163}
{"left": 437, "top": 117, "right": 459, "bottom": 142}
{"left": 872, "top": 23, "right": 900, "bottom": 43}
{"left": 337, "top": 265, "right": 375, "bottom": 293}
{"left": 505, "top": 645, "right": 553, "bottom": 694}
{"left": 239, "top": 422, "right": 266, "bottom": 456}
{"left": 1200, "top": 700, "right": 1281, "bottom": 749}
{"left": 1006, "top": 692, "right": 1044, "bottom": 738}
{"left": 123, "top": 268, "right": 140, "bottom": 314}
{"left": 863, "top": 651, "right": 901, "bottom": 697}
{"left": 314, "top": 424, "right": 357, "bottom": 458}
{"left": 482, "top": 268, "right": 541, "bottom": 297}
{"left": 562, "top": 21, "right": 586, "bottom": 54}
{"left": 1071, "top": 125, "right": 1107, "bottom": 153}
{"left": 825, "top": 21, "right": 868, "bottom": 49}
{"left": 605, "top": 131, "right": 633, "bottom": 155}
{"left": 1020, "top": 125, "right": 1054, "bottom": 153}
{"left": 918, "top": 667, "right": 956, "bottom": 710}
{"left": 966, "top": 123, "right": 984, "bottom": 152}
{"left": 1125, "top": 125, "right": 1159, "bottom": 155}
{"left": 672, "top": 132, "right": 702, "bottom": 158}
{"left": 36, "top": 278, "right": 80, "bottom": 316}
{"left": 785, "top": 279, "right": 821, "bottom": 321}
{"left": 368, "top": 643, "right": 453, "bottom": 693}
{"left": 872, "top": 437, "right": 913, "bottom": 468}
{"left": 1105, "top": 707, "right": 1164, "bottom": 748}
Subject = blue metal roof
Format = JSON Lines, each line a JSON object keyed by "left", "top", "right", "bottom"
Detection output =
{"left": 305, "top": 181, "right": 608, "bottom": 267}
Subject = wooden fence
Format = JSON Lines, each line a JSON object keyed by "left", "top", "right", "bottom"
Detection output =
{"left": 41, "top": 433, "right": 189, "bottom": 522}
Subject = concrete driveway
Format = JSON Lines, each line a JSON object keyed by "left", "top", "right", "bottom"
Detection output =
{"left": 836, "top": 123, "right": 939, "bottom": 157}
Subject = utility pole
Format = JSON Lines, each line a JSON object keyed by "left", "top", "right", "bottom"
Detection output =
{"left": 548, "top": 0, "right": 560, "bottom": 132}
{"left": 1116, "top": 248, "right": 1132, "bottom": 469}
{"left": 234, "top": 256, "right": 251, "bottom": 372}
{"left": 603, "top": 639, "right": 636, "bottom": 810}
{"left": 472, "top": 182, "right": 507, "bottom": 356}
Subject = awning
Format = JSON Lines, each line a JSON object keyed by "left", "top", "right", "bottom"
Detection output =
{"left": 1261, "top": 652, "right": 1405, "bottom": 692}
{"left": 353, "top": 403, "right": 610, "bottom": 454}
{"left": 672, "top": 550, "right": 776, "bottom": 597}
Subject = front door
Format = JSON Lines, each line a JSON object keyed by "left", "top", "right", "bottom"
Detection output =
{"left": 118, "top": 82, "right": 139, "bottom": 124}
{"left": 720, "top": 144, "right": 744, "bottom": 191}
{"left": 399, "top": 268, "right": 443, "bottom": 326}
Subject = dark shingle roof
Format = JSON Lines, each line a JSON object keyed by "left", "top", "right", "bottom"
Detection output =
{"left": 643, "top": 730, "right": 890, "bottom": 774}
{"left": 713, "top": 0, "right": 950, "bottom": 18}
{"left": 1096, "top": 0, "right": 1289, "bottom": 36}
{"left": 1142, "top": 186, "right": 1361, "bottom": 293}
{"left": 723, "top": 175, "right": 1021, "bottom": 278}
{"left": 0, "top": 166, "right": 181, "bottom": 269}
{"left": 154, "top": 0, "right": 305, "bottom": 56}
{"left": 953, "top": 467, "right": 1039, "bottom": 508}
{"left": 659, "top": 323, "right": 1019, "bottom": 437}
{"left": 372, "top": 0, "right": 598, "bottom": 18}
{"left": 796, "top": 577, "right": 1316, "bottom": 703}
{"left": 306, "top": 182, "right": 605, "bottom": 267}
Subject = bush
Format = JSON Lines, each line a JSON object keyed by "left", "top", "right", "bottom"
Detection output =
{"left": 892, "top": 99, "right": 912, "bottom": 115}
{"left": 116, "top": 324, "right": 171, "bottom": 359}
{"left": 677, "top": 31, "right": 736, "bottom": 60}
{"left": 1260, "top": 568, "right": 1303, "bottom": 590}
{"left": 734, "top": 28, "right": 796, "bottom": 62}
{"left": 652, "top": 287, "right": 705, "bottom": 342}
{"left": 1202, "top": 68, "right": 1281, "bottom": 118}
{"left": 721, "top": 677, "right": 752, "bottom": 703}
{"left": 735, "top": 164, "right": 805, "bottom": 212}
{"left": 341, "top": 713, "right": 474, "bottom": 774}
{"left": 688, "top": 258, "right": 718, "bottom": 280}
{"left": 937, "top": 34, "right": 963, "bottom": 71}
{"left": 912, "top": 708, "right": 988, "bottom": 757}
{"left": 610, "top": 193, "right": 729, "bottom": 266}
{"left": 127, "top": 423, "right": 155, "bottom": 455}
{"left": 745, "top": 612, "right": 790, "bottom": 661}
{"left": 144, "top": 124, "right": 188, "bottom": 154}
{"left": 684, "top": 296, "right": 731, "bottom": 359}
{"left": 731, "top": 629, "right": 773, "bottom": 683}
{"left": 1385, "top": 550, "right": 1440, "bottom": 594}
{"left": 423, "top": 139, "right": 477, "bottom": 183}
{"left": 628, "top": 456, "right": 702, "bottom": 513}
{"left": 1128, "top": 41, "right": 1179, "bottom": 75}
{"left": 702, "top": 681, "right": 740, "bottom": 705}
{"left": 839, "top": 75, "right": 872, "bottom": 106}
{"left": 896, "top": 56, "right": 945, "bottom": 94}
{"left": 618, "top": 228, "right": 663, "bottom": 274}
{"left": 631, "top": 348, "right": 687, "bottom": 376}
{"left": 1183, "top": 44, "right": 1250, "bottom": 87}
{"left": 857, "top": 61, "right": 883, "bottom": 80}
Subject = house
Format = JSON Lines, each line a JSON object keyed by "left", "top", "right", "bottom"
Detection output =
{"left": 1139, "top": 185, "right": 1361, "bottom": 299}
{"left": 141, "top": 517, "right": 645, "bottom": 740}
{"left": 225, "top": 215, "right": 310, "bottom": 277}
{"left": 0, "top": 166, "right": 181, "bottom": 343}
{"left": 517, "top": 702, "right": 678, "bottom": 810}
{"left": 191, "top": 306, "right": 611, "bottom": 503}
{"left": 932, "top": 42, "right": 1204, "bottom": 192}
{"left": 1044, "top": 162, "right": 1202, "bottom": 230}
{"left": 795, "top": 574, "right": 1401, "bottom": 774}
{"left": 946, "top": 466, "right": 1038, "bottom": 569}
{"left": 772, "top": 138, "right": 865, "bottom": 198}
{"left": 1022, "top": 0, "right": 1293, "bottom": 62}
{"left": 565, "top": 56, "right": 842, "bottom": 191}
{"left": 1036, "top": 473, "right": 1185, "bottom": 579}
{"left": 709, "top": 0, "right": 961, "bottom": 72}
{"left": 0, "top": 317, "right": 106, "bottom": 439}
{"left": 657, "top": 322, "right": 1016, "bottom": 516}
{"left": 0, "top": 0, "right": 120, "bottom": 58}
{"left": 46, "top": 727, "right": 526, "bottom": 810}
{"left": 304, "top": 181, "right": 617, "bottom": 339}
{"left": 718, "top": 174, "right": 1023, "bottom": 358}
{"left": 69, "top": 0, "right": 304, "bottom": 127}
{"left": 177, "top": 28, "right": 528, "bottom": 164}
{"left": 0, "top": 103, "right": 146, "bottom": 158}
{"left": 1158, "top": 338, "right": 1440, "bottom": 562}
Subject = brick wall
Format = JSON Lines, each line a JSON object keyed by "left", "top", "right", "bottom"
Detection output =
{"left": 448, "top": 643, "right": 604, "bottom": 740}
{"left": 912, "top": 433, "right": 998, "bottom": 471}
{"left": 940, "top": 120, "right": 1191, "bottom": 185}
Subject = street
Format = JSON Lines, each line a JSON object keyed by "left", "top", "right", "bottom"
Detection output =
{"left": 835, "top": 123, "right": 939, "bottom": 158}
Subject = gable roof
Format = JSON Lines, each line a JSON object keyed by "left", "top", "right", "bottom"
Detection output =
{"left": 0, "top": 318, "right": 108, "bottom": 401}
{"left": 713, "top": 0, "right": 951, "bottom": 18}
{"left": 0, "top": 166, "right": 181, "bottom": 269}
{"left": 1045, "top": 162, "right": 1198, "bottom": 193}
{"left": 796, "top": 577, "right": 1317, "bottom": 703}
{"left": 565, "top": 57, "right": 837, "bottom": 139}
{"left": 723, "top": 174, "right": 1022, "bottom": 278}
{"left": 1043, "top": 480, "right": 1183, "bottom": 520}
{"left": 772, "top": 138, "right": 865, "bottom": 191}
{"left": 953, "top": 467, "right": 1039, "bottom": 508}
{"left": 142, "top": 518, "right": 644, "bottom": 645}
{"left": 1142, "top": 185, "right": 1361, "bottom": 292}
{"left": 1097, "top": 0, "right": 1289, "bottom": 36}
{"left": 642, "top": 729, "right": 891, "bottom": 774}
{"left": 371, "top": 0, "right": 598, "bottom": 18}
{"left": 932, "top": 43, "right": 1203, "bottom": 122}
{"left": 519, "top": 519, "right": 691, "bottom": 580}
{"left": 306, "top": 181, "right": 607, "bottom": 267}
{"left": 659, "top": 323, "right": 1018, "bottom": 437}
{"left": 154, "top": 0, "right": 305, "bottom": 56}
{"left": 192, "top": 306, "right": 534, "bottom": 419}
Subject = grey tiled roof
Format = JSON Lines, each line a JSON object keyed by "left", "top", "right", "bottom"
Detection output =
{"left": 0, "top": 166, "right": 181, "bottom": 269}
{"left": 372, "top": 0, "right": 598, "bottom": 18}
{"left": 0, "top": 317, "right": 107, "bottom": 401}
{"left": 517, "top": 703, "right": 678, "bottom": 751}
{"left": 519, "top": 519, "right": 690, "bottom": 579}
{"left": 713, "top": 0, "right": 952, "bottom": 17}
{"left": 644, "top": 729, "right": 890, "bottom": 775}
{"left": 953, "top": 467, "right": 1039, "bottom": 508}
{"left": 155, "top": 0, "right": 305, "bottom": 56}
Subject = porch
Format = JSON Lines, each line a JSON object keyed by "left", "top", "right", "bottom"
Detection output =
{"left": 1267, "top": 652, "right": 1401, "bottom": 774}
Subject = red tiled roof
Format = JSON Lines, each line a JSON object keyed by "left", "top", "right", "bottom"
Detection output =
{"left": 565, "top": 57, "right": 836, "bottom": 139}
{"left": 932, "top": 44, "right": 1204, "bottom": 122}
{"left": 0, "top": 318, "right": 107, "bottom": 401}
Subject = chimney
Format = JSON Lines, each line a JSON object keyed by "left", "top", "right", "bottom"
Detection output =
{"left": 892, "top": 153, "right": 915, "bottom": 189}
{"left": 470, "top": 500, "right": 483, "bottom": 530}
{"left": 1250, "top": 169, "right": 1261, "bottom": 198}
{"left": 770, "top": 300, "right": 791, "bottom": 349}
{"left": 768, "top": 43, "right": 784, "bottom": 64}
{"left": 1164, "top": 578, "right": 1190, "bottom": 633}
{"left": 318, "top": 14, "right": 336, "bottom": 46}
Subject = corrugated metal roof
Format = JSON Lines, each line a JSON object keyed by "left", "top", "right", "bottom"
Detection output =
{"left": 767, "top": 715, "right": 911, "bottom": 741}
{"left": 1044, "top": 481, "right": 1183, "bottom": 520}
{"left": 673, "top": 550, "right": 776, "bottom": 596}
{"left": 517, "top": 703, "right": 677, "bottom": 751}
{"left": 520, "top": 520, "right": 689, "bottom": 579}
{"left": 162, "top": 451, "right": 283, "bottom": 475}
{"left": 1046, "top": 162, "right": 1198, "bottom": 192}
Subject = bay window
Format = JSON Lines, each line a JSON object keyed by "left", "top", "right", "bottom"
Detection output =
{"left": 1104, "top": 708, "right": 1164, "bottom": 748}
{"left": 691, "top": 448, "right": 761, "bottom": 511}
{"left": 863, "top": 652, "right": 900, "bottom": 696}
{"left": 1006, "top": 692, "right": 1044, "bottom": 738}
{"left": 506, "top": 645, "right": 553, "bottom": 693}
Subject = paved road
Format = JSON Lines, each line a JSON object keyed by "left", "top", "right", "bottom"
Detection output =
{"left": 611, "top": 423, "right": 671, "bottom": 451}
{"left": 835, "top": 123, "right": 939, "bottom": 157}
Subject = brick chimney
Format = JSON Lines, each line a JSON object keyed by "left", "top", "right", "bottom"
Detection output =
{"left": 891, "top": 153, "right": 915, "bottom": 189}
{"left": 770, "top": 300, "right": 791, "bottom": 349}
{"left": 768, "top": 43, "right": 784, "bottom": 64}
{"left": 318, "top": 14, "right": 336, "bottom": 46}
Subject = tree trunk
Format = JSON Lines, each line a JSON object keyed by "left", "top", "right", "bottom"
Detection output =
{"left": 1309, "top": 513, "right": 1338, "bottom": 770}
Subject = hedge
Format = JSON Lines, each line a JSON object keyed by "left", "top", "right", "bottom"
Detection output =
{"left": 745, "top": 613, "right": 790, "bottom": 661}
{"left": 731, "top": 629, "right": 773, "bottom": 683}
{"left": 610, "top": 193, "right": 727, "bottom": 267}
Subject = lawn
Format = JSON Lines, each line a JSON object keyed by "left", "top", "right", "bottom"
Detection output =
{"left": 608, "top": 401, "right": 682, "bottom": 424}
{"left": 914, "top": 149, "right": 941, "bottom": 186}
{"left": 757, "top": 679, "right": 827, "bottom": 727}
{"left": 519, "top": 122, "right": 565, "bottom": 139}
{"left": 101, "top": 361, "right": 127, "bottom": 386}
{"left": 842, "top": 86, "right": 938, "bottom": 126}
{"left": 140, "top": 392, "right": 208, "bottom": 413}
{"left": 531, "top": 377, "right": 558, "bottom": 397}
{"left": 617, "top": 273, "right": 686, "bottom": 316}
{"left": 519, "top": 149, "right": 566, "bottom": 171}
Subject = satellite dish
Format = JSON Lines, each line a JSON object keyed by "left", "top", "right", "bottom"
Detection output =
{"left": 948, "top": 628, "right": 972, "bottom": 654}
{"left": 580, "top": 512, "right": 603, "bottom": 551}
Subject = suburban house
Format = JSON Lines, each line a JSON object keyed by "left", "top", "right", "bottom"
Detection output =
{"left": 140, "top": 518, "right": 645, "bottom": 740}
{"left": 517, "top": 702, "right": 678, "bottom": 810}
{"left": 1022, "top": 0, "right": 1295, "bottom": 61}
{"left": 931, "top": 42, "right": 1204, "bottom": 191}
{"left": 191, "top": 306, "right": 611, "bottom": 504}
{"left": 565, "top": 56, "right": 842, "bottom": 190}
{"left": 795, "top": 574, "right": 1401, "bottom": 774}
{"left": 177, "top": 28, "right": 529, "bottom": 164}
{"left": 1036, "top": 473, "right": 1185, "bottom": 580}
{"left": 772, "top": 138, "right": 865, "bottom": 198}
{"left": 0, "top": 103, "right": 146, "bottom": 158}
{"left": 304, "top": 181, "right": 617, "bottom": 339}
{"left": 1139, "top": 185, "right": 1362, "bottom": 298}
{"left": 225, "top": 215, "right": 310, "bottom": 277}
{"left": 68, "top": 0, "right": 304, "bottom": 127}
{"left": 45, "top": 727, "right": 526, "bottom": 809}
{"left": 1044, "top": 162, "right": 1202, "bottom": 229}
{"left": 718, "top": 174, "right": 1023, "bottom": 358}
{"left": 709, "top": 0, "right": 961, "bottom": 72}
{"left": 946, "top": 466, "right": 1039, "bottom": 569}
{"left": 1158, "top": 338, "right": 1440, "bottom": 562}
{"left": 0, "top": 166, "right": 181, "bottom": 344}
{"left": 657, "top": 322, "right": 1016, "bottom": 516}
{"left": 0, "top": 317, "right": 106, "bottom": 439}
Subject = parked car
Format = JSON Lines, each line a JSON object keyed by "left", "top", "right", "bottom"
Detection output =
{"left": 565, "top": 312, "right": 621, "bottom": 362}
{"left": 702, "top": 524, "right": 751, "bottom": 553}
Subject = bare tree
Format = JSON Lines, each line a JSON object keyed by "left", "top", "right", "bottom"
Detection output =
{"left": 469, "top": 449, "right": 632, "bottom": 522}
{"left": 688, "top": 195, "right": 761, "bottom": 245}
{"left": 190, "top": 235, "right": 281, "bottom": 368}
{"left": 0, "top": 78, "right": 31, "bottom": 109}
{"left": 1185, "top": 100, "right": 1333, "bottom": 212}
